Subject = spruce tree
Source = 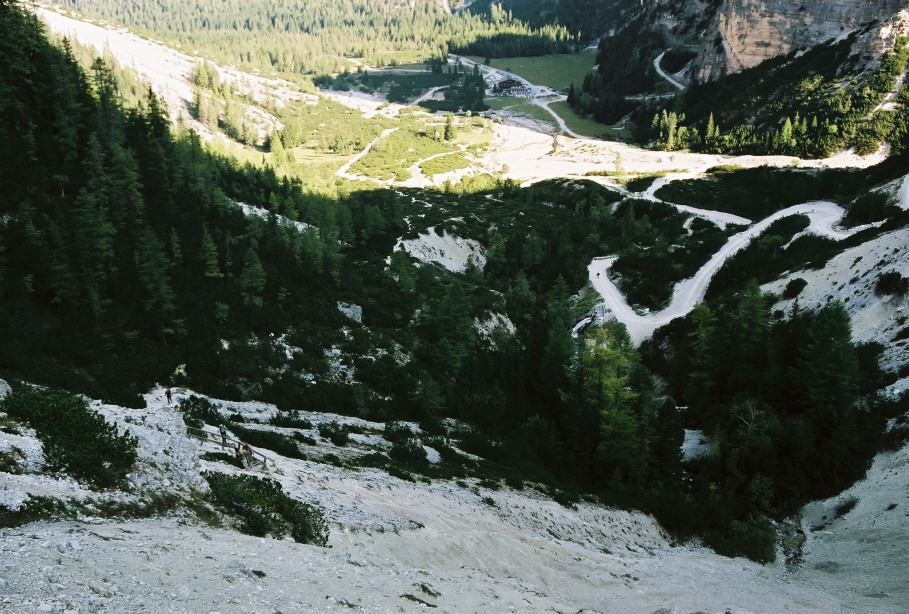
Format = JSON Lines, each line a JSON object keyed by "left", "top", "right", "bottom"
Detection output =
{"left": 200, "top": 226, "right": 223, "bottom": 278}
{"left": 799, "top": 300, "right": 859, "bottom": 428}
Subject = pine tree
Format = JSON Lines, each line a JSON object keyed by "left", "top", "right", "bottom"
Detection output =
{"left": 239, "top": 247, "right": 266, "bottom": 306}
{"left": 443, "top": 113, "right": 455, "bottom": 141}
{"left": 705, "top": 112, "right": 715, "bottom": 142}
{"left": 269, "top": 130, "right": 285, "bottom": 167}
{"left": 200, "top": 225, "right": 223, "bottom": 278}
{"left": 686, "top": 303, "right": 717, "bottom": 410}
{"left": 169, "top": 227, "right": 182, "bottom": 264}
{"left": 135, "top": 227, "right": 176, "bottom": 317}
{"left": 798, "top": 300, "right": 859, "bottom": 427}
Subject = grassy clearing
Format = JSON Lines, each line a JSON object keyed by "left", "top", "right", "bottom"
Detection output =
{"left": 354, "top": 72, "right": 456, "bottom": 103}
{"left": 486, "top": 97, "right": 557, "bottom": 127}
{"left": 471, "top": 51, "right": 597, "bottom": 92}
{"left": 419, "top": 151, "right": 471, "bottom": 176}
{"left": 350, "top": 127, "right": 457, "bottom": 181}
{"left": 548, "top": 101, "right": 632, "bottom": 140}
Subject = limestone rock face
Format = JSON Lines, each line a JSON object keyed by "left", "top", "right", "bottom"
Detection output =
{"left": 689, "top": 0, "right": 909, "bottom": 82}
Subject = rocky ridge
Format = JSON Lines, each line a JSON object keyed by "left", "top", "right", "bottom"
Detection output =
{"left": 642, "top": 0, "right": 909, "bottom": 82}
{"left": 691, "top": 0, "right": 909, "bottom": 82}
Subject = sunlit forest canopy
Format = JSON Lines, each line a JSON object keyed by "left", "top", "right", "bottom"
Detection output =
{"left": 48, "top": 0, "right": 578, "bottom": 75}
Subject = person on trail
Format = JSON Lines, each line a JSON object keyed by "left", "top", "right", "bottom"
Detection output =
{"left": 235, "top": 443, "right": 245, "bottom": 463}
{"left": 219, "top": 424, "right": 228, "bottom": 446}
{"left": 165, "top": 387, "right": 172, "bottom": 405}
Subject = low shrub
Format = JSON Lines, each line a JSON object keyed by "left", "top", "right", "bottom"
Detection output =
{"left": 319, "top": 421, "right": 350, "bottom": 446}
{"left": 357, "top": 452, "right": 389, "bottom": 469}
{"left": 478, "top": 478, "right": 501, "bottom": 491}
{"left": 834, "top": 496, "right": 859, "bottom": 519}
{"left": 875, "top": 271, "right": 908, "bottom": 297}
{"left": 843, "top": 191, "right": 895, "bottom": 227}
{"left": 201, "top": 451, "right": 244, "bottom": 468}
{"left": 0, "top": 495, "right": 75, "bottom": 528}
{"left": 550, "top": 488, "right": 580, "bottom": 508}
{"left": 383, "top": 421, "right": 415, "bottom": 444}
{"left": 386, "top": 465, "right": 416, "bottom": 482}
{"left": 705, "top": 516, "right": 777, "bottom": 564}
{"left": 229, "top": 424, "right": 305, "bottom": 460}
{"left": 270, "top": 411, "right": 313, "bottom": 429}
{"left": 0, "top": 390, "right": 138, "bottom": 488}
{"left": 203, "top": 472, "right": 329, "bottom": 546}
{"left": 0, "top": 448, "right": 24, "bottom": 474}
{"left": 321, "top": 453, "right": 344, "bottom": 467}
{"left": 782, "top": 278, "right": 808, "bottom": 300}
{"left": 181, "top": 395, "right": 225, "bottom": 429}
{"left": 292, "top": 431, "right": 318, "bottom": 446}
{"left": 389, "top": 438, "right": 428, "bottom": 468}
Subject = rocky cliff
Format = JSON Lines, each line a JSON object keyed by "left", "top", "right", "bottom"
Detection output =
{"left": 689, "top": 0, "right": 909, "bottom": 81}
{"left": 640, "top": 0, "right": 909, "bottom": 83}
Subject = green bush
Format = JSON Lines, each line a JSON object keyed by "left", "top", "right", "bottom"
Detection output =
{"left": 230, "top": 424, "right": 306, "bottom": 460}
{"left": 0, "top": 495, "right": 75, "bottom": 528}
{"left": 203, "top": 472, "right": 329, "bottom": 546}
{"left": 201, "top": 451, "right": 244, "bottom": 468}
{"left": 834, "top": 496, "right": 859, "bottom": 518}
{"left": 383, "top": 420, "right": 415, "bottom": 443}
{"left": 843, "top": 191, "right": 895, "bottom": 227}
{"left": 318, "top": 421, "right": 350, "bottom": 446}
{"left": 292, "top": 431, "right": 318, "bottom": 446}
{"left": 270, "top": 411, "right": 314, "bottom": 429}
{"left": 782, "top": 278, "right": 808, "bottom": 300}
{"left": 180, "top": 395, "right": 225, "bottom": 427}
{"left": 0, "top": 390, "right": 138, "bottom": 488}
{"left": 389, "top": 437, "right": 428, "bottom": 468}
{"left": 875, "top": 271, "right": 908, "bottom": 297}
{"left": 706, "top": 516, "right": 777, "bottom": 564}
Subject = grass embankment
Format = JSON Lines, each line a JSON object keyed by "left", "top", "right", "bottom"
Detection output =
{"left": 419, "top": 151, "right": 472, "bottom": 177}
{"left": 470, "top": 51, "right": 596, "bottom": 92}
{"left": 351, "top": 72, "right": 456, "bottom": 103}
{"left": 547, "top": 100, "right": 632, "bottom": 139}
{"left": 486, "top": 97, "right": 556, "bottom": 127}
{"left": 349, "top": 127, "right": 457, "bottom": 181}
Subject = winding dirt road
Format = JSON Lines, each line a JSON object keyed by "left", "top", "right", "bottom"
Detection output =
{"left": 588, "top": 201, "right": 867, "bottom": 345}
{"left": 335, "top": 128, "right": 399, "bottom": 183}
{"left": 653, "top": 51, "right": 687, "bottom": 91}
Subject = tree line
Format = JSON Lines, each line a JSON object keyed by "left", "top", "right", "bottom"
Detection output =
{"left": 48, "top": 0, "right": 577, "bottom": 76}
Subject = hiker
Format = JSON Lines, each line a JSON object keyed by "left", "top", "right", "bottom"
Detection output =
{"left": 235, "top": 443, "right": 245, "bottom": 463}
{"left": 219, "top": 424, "right": 228, "bottom": 445}
{"left": 165, "top": 387, "right": 172, "bottom": 405}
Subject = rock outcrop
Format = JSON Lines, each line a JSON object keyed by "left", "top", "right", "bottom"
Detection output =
{"left": 681, "top": 0, "right": 908, "bottom": 82}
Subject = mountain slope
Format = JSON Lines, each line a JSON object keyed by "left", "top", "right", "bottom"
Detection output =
{"left": 2, "top": 381, "right": 907, "bottom": 613}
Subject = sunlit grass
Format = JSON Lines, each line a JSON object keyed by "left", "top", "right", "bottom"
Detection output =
{"left": 486, "top": 98, "right": 557, "bottom": 127}
{"left": 419, "top": 151, "right": 471, "bottom": 176}
{"left": 468, "top": 51, "right": 596, "bottom": 92}
{"left": 547, "top": 101, "right": 632, "bottom": 140}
